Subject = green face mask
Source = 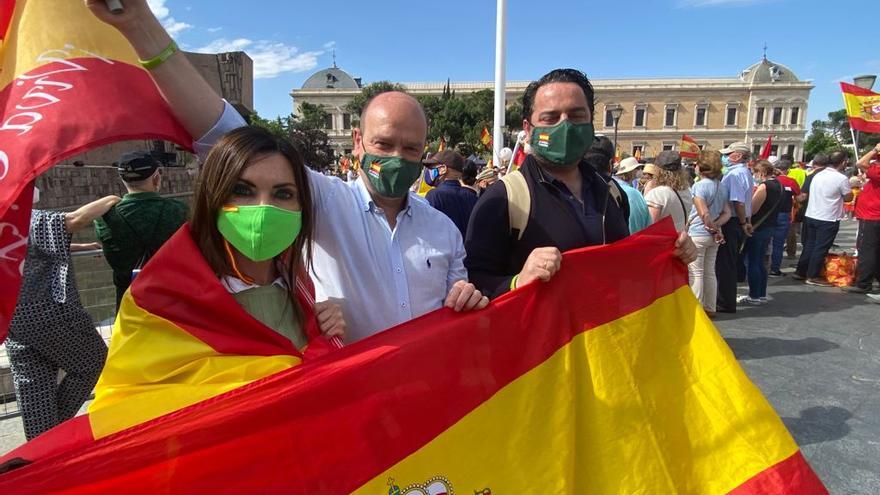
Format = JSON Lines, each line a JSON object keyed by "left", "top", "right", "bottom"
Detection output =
{"left": 216, "top": 204, "right": 302, "bottom": 262}
{"left": 529, "top": 120, "right": 595, "bottom": 167}
{"left": 363, "top": 152, "right": 423, "bottom": 198}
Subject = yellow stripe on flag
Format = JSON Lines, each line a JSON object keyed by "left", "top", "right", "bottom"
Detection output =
{"left": 88, "top": 291, "right": 299, "bottom": 439}
{"left": 355, "top": 287, "right": 797, "bottom": 493}
{"left": 1, "top": 1, "right": 142, "bottom": 87}
{"left": 843, "top": 92, "right": 880, "bottom": 123}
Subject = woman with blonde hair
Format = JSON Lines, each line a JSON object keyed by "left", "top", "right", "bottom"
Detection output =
{"left": 686, "top": 150, "right": 731, "bottom": 316}
{"left": 644, "top": 151, "right": 694, "bottom": 233}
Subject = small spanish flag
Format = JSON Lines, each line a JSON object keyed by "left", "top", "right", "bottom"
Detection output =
{"left": 369, "top": 161, "right": 382, "bottom": 177}
{"left": 679, "top": 134, "right": 700, "bottom": 159}
{"left": 537, "top": 133, "right": 551, "bottom": 148}
{"left": 438, "top": 136, "right": 447, "bottom": 152}
{"left": 480, "top": 127, "right": 492, "bottom": 148}
{"left": 634, "top": 148, "right": 642, "bottom": 161}
{"left": 841, "top": 82, "right": 880, "bottom": 133}
{"left": 512, "top": 145, "right": 526, "bottom": 168}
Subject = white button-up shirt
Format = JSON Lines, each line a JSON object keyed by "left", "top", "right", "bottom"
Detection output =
{"left": 196, "top": 102, "right": 467, "bottom": 342}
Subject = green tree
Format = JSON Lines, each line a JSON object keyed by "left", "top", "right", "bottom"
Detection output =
{"left": 298, "top": 102, "right": 330, "bottom": 131}
{"left": 247, "top": 110, "right": 335, "bottom": 170}
{"left": 344, "top": 81, "right": 407, "bottom": 127}
{"left": 247, "top": 113, "right": 288, "bottom": 140}
{"left": 803, "top": 125, "right": 839, "bottom": 161}
{"left": 812, "top": 108, "right": 880, "bottom": 155}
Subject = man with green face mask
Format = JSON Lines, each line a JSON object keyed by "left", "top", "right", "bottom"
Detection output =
{"left": 89, "top": 2, "right": 490, "bottom": 344}
{"left": 466, "top": 69, "right": 697, "bottom": 298}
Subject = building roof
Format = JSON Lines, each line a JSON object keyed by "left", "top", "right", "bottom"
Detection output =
{"left": 301, "top": 67, "right": 361, "bottom": 90}
{"left": 739, "top": 58, "right": 800, "bottom": 84}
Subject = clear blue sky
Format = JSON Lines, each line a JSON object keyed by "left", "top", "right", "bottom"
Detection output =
{"left": 153, "top": 0, "right": 878, "bottom": 127}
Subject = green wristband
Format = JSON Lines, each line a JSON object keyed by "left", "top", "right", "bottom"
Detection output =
{"left": 139, "top": 40, "right": 178, "bottom": 70}
{"left": 510, "top": 275, "right": 519, "bottom": 291}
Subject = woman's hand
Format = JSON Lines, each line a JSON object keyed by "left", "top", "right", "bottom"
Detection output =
{"left": 314, "top": 301, "right": 346, "bottom": 341}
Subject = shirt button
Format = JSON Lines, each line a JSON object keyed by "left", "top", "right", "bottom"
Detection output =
{"left": 401, "top": 302, "right": 407, "bottom": 308}
{"left": 396, "top": 267, "right": 402, "bottom": 273}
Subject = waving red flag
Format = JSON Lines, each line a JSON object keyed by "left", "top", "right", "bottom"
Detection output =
{"left": 0, "top": 0, "right": 191, "bottom": 341}
{"left": 760, "top": 135, "right": 774, "bottom": 160}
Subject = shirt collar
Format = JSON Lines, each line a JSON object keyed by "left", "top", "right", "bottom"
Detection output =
{"left": 355, "top": 175, "right": 414, "bottom": 217}
{"left": 123, "top": 191, "right": 161, "bottom": 200}
{"left": 221, "top": 275, "right": 287, "bottom": 294}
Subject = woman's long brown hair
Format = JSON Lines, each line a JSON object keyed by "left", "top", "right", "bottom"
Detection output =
{"left": 190, "top": 126, "right": 314, "bottom": 327}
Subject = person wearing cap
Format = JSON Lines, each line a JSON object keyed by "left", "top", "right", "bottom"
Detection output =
{"left": 94, "top": 151, "right": 188, "bottom": 311}
{"left": 612, "top": 154, "right": 652, "bottom": 234}
{"left": 475, "top": 167, "right": 498, "bottom": 195}
{"left": 465, "top": 69, "right": 696, "bottom": 299}
{"left": 644, "top": 150, "right": 694, "bottom": 234}
{"left": 424, "top": 150, "right": 480, "bottom": 237}
{"left": 639, "top": 163, "right": 660, "bottom": 195}
{"left": 686, "top": 151, "right": 730, "bottom": 317}
{"left": 715, "top": 141, "right": 754, "bottom": 313}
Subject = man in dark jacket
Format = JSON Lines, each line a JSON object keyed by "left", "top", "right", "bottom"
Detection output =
{"left": 425, "top": 150, "right": 479, "bottom": 237}
{"left": 465, "top": 68, "right": 696, "bottom": 299}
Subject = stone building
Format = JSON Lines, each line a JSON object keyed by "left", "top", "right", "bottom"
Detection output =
{"left": 291, "top": 57, "right": 813, "bottom": 160}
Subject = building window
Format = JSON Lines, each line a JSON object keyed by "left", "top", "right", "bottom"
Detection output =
{"left": 726, "top": 106, "right": 737, "bottom": 126}
{"left": 772, "top": 107, "right": 783, "bottom": 125}
{"left": 664, "top": 106, "right": 677, "bottom": 127}
{"left": 342, "top": 113, "right": 351, "bottom": 130}
{"left": 634, "top": 107, "right": 646, "bottom": 128}
{"left": 662, "top": 143, "right": 675, "bottom": 151}
{"left": 632, "top": 145, "right": 644, "bottom": 158}
{"left": 695, "top": 107, "right": 707, "bottom": 127}
{"left": 323, "top": 113, "right": 333, "bottom": 130}
{"left": 698, "top": 144, "right": 705, "bottom": 150}
{"left": 344, "top": 148, "right": 352, "bottom": 155}
{"left": 789, "top": 107, "right": 800, "bottom": 125}
{"left": 755, "top": 107, "right": 765, "bottom": 125}
{"left": 605, "top": 108, "right": 615, "bottom": 128}
{"left": 753, "top": 144, "right": 762, "bottom": 156}
{"left": 786, "top": 145, "right": 796, "bottom": 157}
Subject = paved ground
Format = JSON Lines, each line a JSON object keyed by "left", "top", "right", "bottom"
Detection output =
{"left": 0, "top": 220, "right": 876, "bottom": 492}
{"left": 714, "top": 219, "right": 880, "bottom": 493}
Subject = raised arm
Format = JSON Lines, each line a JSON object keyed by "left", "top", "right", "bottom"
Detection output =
{"left": 857, "top": 143, "right": 880, "bottom": 172}
{"left": 86, "top": 0, "right": 224, "bottom": 139}
{"left": 65, "top": 196, "right": 121, "bottom": 233}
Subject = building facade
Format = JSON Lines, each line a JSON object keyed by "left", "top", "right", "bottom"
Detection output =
{"left": 291, "top": 57, "right": 813, "bottom": 160}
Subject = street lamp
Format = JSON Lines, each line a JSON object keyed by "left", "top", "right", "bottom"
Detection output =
{"left": 853, "top": 74, "right": 877, "bottom": 90}
{"left": 850, "top": 75, "right": 877, "bottom": 158}
{"left": 610, "top": 106, "right": 624, "bottom": 161}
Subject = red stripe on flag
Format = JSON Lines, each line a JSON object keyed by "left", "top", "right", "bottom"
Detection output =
{"left": 130, "top": 225, "right": 301, "bottom": 357}
{"left": 0, "top": 221, "right": 692, "bottom": 494}
{"left": 729, "top": 451, "right": 827, "bottom": 495}
{"left": 840, "top": 81, "right": 878, "bottom": 97}
{"left": 846, "top": 116, "right": 880, "bottom": 134}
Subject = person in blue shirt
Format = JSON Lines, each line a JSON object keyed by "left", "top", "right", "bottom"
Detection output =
{"left": 612, "top": 155, "right": 652, "bottom": 234}
{"left": 424, "top": 150, "right": 479, "bottom": 237}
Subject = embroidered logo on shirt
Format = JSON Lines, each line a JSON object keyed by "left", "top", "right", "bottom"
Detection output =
{"left": 369, "top": 161, "right": 382, "bottom": 177}
{"left": 538, "top": 133, "right": 550, "bottom": 148}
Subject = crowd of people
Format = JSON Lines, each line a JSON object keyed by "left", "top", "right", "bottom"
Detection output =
{"left": 4, "top": 0, "right": 878, "bottom": 444}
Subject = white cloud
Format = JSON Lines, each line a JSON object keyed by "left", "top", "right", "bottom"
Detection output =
{"left": 147, "top": 0, "right": 192, "bottom": 36}
{"left": 207, "top": 27, "right": 223, "bottom": 33}
{"left": 323, "top": 41, "right": 336, "bottom": 50}
{"left": 195, "top": 38, "right": 325, "bottom": 79}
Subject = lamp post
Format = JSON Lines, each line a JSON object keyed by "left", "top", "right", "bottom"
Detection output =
{"left": 610, "top": 106, "right": 624, "bottom": 161}
{"left": 850, "top": 75, "right": 877, "bottom": 158}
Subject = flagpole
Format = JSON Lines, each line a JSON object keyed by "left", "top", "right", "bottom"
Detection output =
{"left": 841, "top": 89, "right": 861, "bottom": 163}
{"left": 492, "top": 0, "right": 507, "bottom": 165}
{"left": 507, "top": 131, "right": 525, "bottom": 175}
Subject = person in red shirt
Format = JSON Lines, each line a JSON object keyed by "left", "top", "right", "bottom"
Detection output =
{"left": 844, "top": 143, "right": 880, "bottom": 294}
{"left": 769, "top": 157, "right": 802, "bottom": 276}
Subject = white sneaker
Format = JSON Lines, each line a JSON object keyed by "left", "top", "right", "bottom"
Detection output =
{"left": 738, "top": 296, "right": 765, "bottom": 306}
{"left": 760, "top": 295, "right": 773, "bottom": 302}
{"left": 867, "top": 294, "right": 880, "bottom": 304}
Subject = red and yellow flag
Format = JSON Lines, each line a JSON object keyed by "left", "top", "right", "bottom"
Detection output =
{"left": 634, "top": 148, "right": 642, "bottom": 161}
{"left": 841, "top": 81, "right": 880, "bottom": 133}
{"left": 480, "top": 126, "right": 492, "bottom": 148}
{"left": 680, "top": 133, "right": 700, "bottom": 158}
{"left": 0, "top": 221, "right": 825, "bottom": 494}
{"left": 512, "top": 143, "right": 526, "bottom": 169}
{"left": 0, "top": 0, "right": 191, "bottom": 341}
{"left": 760, "top": 134, "right": 774, "bottom": 160}
{"left": 438, "top": 136, "right": 447, "bottom": 151}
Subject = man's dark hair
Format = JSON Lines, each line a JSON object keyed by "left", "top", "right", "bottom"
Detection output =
{"left": 780, "top": 153, "right": 794, "bottom": 162}
{"left": 776, "top": 156, "right": 793, "bottom": 171}
{"left": 828, "top": 150, "right": 849, "bottom": 167}
{"left": 583, "top": 136, "right": 614, "bottom": 174}
{"left": 522, "top": 68, "right": 595, "bottom": 123}
{"left": 812, "top": 153, "right": 830, "bottom": 167}
{"left": 462, "top": 159, "right": 478, "bottom": 186}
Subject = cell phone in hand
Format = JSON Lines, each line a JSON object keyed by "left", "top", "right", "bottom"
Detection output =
{"left": 105, "top": 0, "right": 124, "bottom": 13}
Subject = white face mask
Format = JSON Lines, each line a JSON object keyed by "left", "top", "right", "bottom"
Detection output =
{"left": 32, "top": 187, "right": 41, "bottom": 204}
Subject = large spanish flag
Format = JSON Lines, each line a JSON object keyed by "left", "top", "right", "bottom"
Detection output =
{"left": 0, "top": 0, "right": 191, "bottom": 341}
{"left": 0, "top": 220, "right": 825, "bottom": 493}
{"left": 841, "top": 81, "right": 880, "bottom": 133}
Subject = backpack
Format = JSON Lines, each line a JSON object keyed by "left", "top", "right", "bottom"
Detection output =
{"left": 500, "top": 169, "right": 626, "bottom": 241}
